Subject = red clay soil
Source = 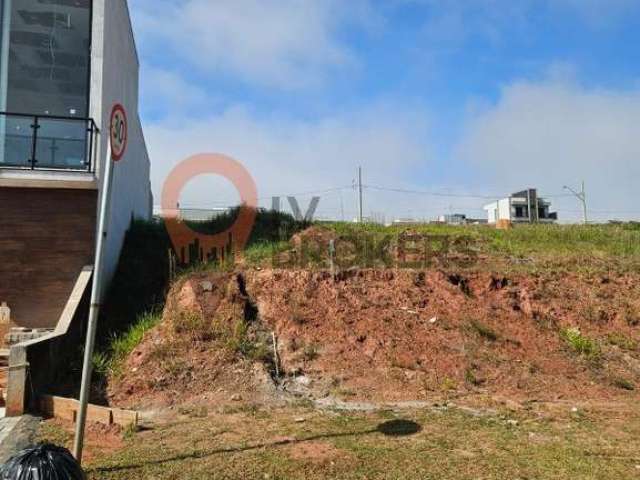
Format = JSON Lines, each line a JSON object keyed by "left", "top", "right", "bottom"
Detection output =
{"left": 109, "top": 267, "right": 640, "bottom": 409}
{"left": 108, "top": 272, "right": 278, "bottom": 409}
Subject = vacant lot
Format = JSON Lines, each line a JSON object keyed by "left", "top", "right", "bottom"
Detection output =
{"left": 60, "top": 222, "right": 640, "bottom": 479}
{"left": 40, "top": 399, "right": 640, "bottom": 480}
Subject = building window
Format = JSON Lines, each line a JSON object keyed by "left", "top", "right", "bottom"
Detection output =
{"left": 0, "top": 0, "right": 92, "bottom": 117}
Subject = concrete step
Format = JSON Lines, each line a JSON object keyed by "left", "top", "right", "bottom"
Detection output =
{"left": 4, "top": 328, "right": 53, "bottom": 346}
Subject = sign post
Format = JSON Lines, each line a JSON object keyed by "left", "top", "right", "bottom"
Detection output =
{"left": 73, "top": 104, "right": 128, "bottom": 463}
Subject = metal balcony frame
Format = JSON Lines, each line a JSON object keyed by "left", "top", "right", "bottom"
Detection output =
{"left": 0, "top": 112, "right": 100, "bottom": 173}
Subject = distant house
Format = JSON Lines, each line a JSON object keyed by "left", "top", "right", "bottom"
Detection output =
{"left": 389, "top": 218, "right": 422, "bottom": 227}
{"left": 484, "top": 189, "right": 558, "bottom": 224}
{"left": 437, "top": 214, "right": 467, "bottom": 225}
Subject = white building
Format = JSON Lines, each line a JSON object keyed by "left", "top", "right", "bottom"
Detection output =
{"left": 437, "top": 214, "right": 467, "bottom": 225}
{"left": 484, "top": 189, "right": 558, "bottom": 224}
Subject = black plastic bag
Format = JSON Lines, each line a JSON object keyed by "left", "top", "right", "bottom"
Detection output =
{"left": 0, "top": 444, "right": 85, "bottom": 480}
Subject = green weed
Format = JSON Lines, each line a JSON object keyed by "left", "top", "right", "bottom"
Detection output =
{"left": 470, "top": 320, "right": 499, "bottom": 342}
{"left": 302, "top": 343, "right": 320, "bottom": 361}
{"left": 606, "top": 332, "right": 638, "bottom": 351}
{"left": 561, "top": 327, "right": 601, "bottom": 360}
{"left": 173, "top": 310, "right": 214, "bottom": 341}
{"left": 612, "top": 377, "right": 635, "bottom": 391}
{"left": 93, "top": 311, "right": 162, "bottom": 378}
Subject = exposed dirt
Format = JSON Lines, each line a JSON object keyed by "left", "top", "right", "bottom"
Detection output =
{"left": 108, "top": 263, "right": 640, "bottom": 410}
{"left": 37, "top": 418, "right": 124, "bottom": 464}
{"left": 285, "top": 441, "right": 351, "bottom": 464}
{"left": 108, "top": 272, "right": 279, "bottom": 409}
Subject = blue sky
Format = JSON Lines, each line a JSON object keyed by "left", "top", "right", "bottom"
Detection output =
{"left": 130, "top": 0, "right": 640, "bottom": 222}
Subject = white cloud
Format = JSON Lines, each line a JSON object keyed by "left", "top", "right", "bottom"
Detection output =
{"left": 145, "top": 103, "right": 437, "bottom": 221}
{"left": 457, "top": 79, "right": 640, "bottom": 221}
{"left": 139, "top": 65, "right": 213, "bottom": 118}
{"left": 404, "top": 0, "right": 639, "bottom": 54}
{"left": 131, "top": 0, "right": 377, "bottom": 89}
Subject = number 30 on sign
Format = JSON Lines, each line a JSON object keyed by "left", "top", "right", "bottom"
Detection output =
{"left": 110, "top": 104, "right": 128, "bottom": 162}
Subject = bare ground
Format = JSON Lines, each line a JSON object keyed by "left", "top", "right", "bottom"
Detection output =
{"left": 107, "top": 266, "right": 640, "bottom": 410}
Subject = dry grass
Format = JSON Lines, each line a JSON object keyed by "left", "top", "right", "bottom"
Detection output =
{"left": 37, "top": 400, "right": 640, "bottom": 480}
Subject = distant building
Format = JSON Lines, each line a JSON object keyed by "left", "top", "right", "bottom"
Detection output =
{"left": 153, "top": 206, "right": 232, "bottom": 222}
{"left": 437, "top": 214, "right": 467, "bottom": 225}
{"left": 389, "top": 218, "right": 423, "bottom": 227}
{"left": 484, "top": 189, "right": 558, "bottom": 224}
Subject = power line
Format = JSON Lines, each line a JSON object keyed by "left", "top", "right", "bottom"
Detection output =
{"left": 363, "top": 184, "right": 504, "bottom": 200}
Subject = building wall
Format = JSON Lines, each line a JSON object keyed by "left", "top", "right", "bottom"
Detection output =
{"left": 0, "top": 188, "right": 96, "bottom": 329}
{"left": 498, "top": 198, "right": 512, "bottom": 221}
{"left": 90, "top": 0, "right": 152, "bottom": 291}
{"left": 484, "top": 202, "right": 497, "bottom": 224}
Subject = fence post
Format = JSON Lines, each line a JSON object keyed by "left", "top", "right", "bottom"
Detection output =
{"left": 6, "top": 345, "right": 28, "bottom": 417}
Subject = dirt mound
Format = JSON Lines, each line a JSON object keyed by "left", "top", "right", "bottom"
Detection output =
{"left": 107, "top": 272, "right": 279, "bottom": 409}
{"left": 246, "top": 269, "right": 640, "bottom": 402}
{"left": 110, "top": 267, "right": 640, "bottom": 408}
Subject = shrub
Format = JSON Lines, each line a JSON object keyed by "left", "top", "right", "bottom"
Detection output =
{"left": 561, "top": 328, "right": 601, "bottom": 360}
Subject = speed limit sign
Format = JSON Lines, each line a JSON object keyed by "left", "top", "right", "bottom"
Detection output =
{"left": 110, "top": 104, "right": 128, "bottom": 161}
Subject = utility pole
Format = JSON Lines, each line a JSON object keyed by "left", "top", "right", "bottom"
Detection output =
{"left": 358, "top": 166, "right": 363, "bottom": 224}
{"left": 563, "top": 181, "right": 588, "bottom": 225}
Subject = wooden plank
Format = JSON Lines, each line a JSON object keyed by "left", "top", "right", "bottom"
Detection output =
{"left": 40, "top": 395, "right": 77, "bottom": 422}
{"left": 87, "top": 404, "right": 113, "bottom": 425}
{"left": 112, "top": 408, "right": 138, "bottom": 427}
{"left": 38, "top": 395, "right": 137, "bottom": 427}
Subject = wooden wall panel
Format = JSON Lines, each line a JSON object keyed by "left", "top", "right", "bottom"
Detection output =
{"left": 0, "top": 187, "right": 97, "bottom": 329}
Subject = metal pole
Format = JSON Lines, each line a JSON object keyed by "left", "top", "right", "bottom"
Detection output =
{"left": 358, "top": 166, "right": 363, "bottom": 224}
{"left": 581, "top": 181, "right": 588, "bottom": 225}
{"left": 73, "top": 145, "right": 114, "bottom": 462}
{"left": 564, "top": 182, "right": 588, "bottom": 225}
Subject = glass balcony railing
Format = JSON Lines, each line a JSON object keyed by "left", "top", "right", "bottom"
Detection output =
{"left": 0, "top": 112, "right": 99, "bottom": 172}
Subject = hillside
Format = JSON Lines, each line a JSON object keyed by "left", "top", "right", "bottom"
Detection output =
{"left": 106, "top": 225, "right": 640, "bottom": 409}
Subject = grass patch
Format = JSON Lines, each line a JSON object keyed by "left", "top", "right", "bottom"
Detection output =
{"left": 561, "top": 327, "right": 601, "bottom": 360}
{"left": 244, "top": 240, "right": 291, "bottom": 266}
{"left": 464, "top": 368, "right": 484, "bottom": 386}
{"left": 64, "top": 399, "right": 640, "bottom": 479}
{"left": 469, "top": 320, "right": 499, "bottom": 342}
{"left": 606, "top": 332, "right": 638, "bottom": 351}
{"left": 172, "top": 309, "right": 214, "bottom": 341}
{"left": 302, "top": 343, "right": 321, "bottom": 361}
{"left": 612, "top": 377, "right": 635, "bottom": 391}
{"left": 237, "top": 222, "right": 640, "bottom": 273}
{"left": 92, "top": 311, "right": 161, "bottom": 378}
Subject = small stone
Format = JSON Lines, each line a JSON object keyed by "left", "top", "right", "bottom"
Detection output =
{"left": 200, "top": 281, "right": 214, "bottom": 292}
{"left": 231, "top": 394, "right": 242, "bottom": 401}
{"left": 506, "top": 419, "right": 519, "bottom": 426}
{"left": 571, "top": 407, "right": 579, "bottom": 413}
{"left": 429, "top": 317, "right": 438, "bottom": 324}
{"left": 295, "top": 375, "right": 312, "bottom": 387}
{"left": 294, "top": 418, "right": 306, "bottom": 423}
